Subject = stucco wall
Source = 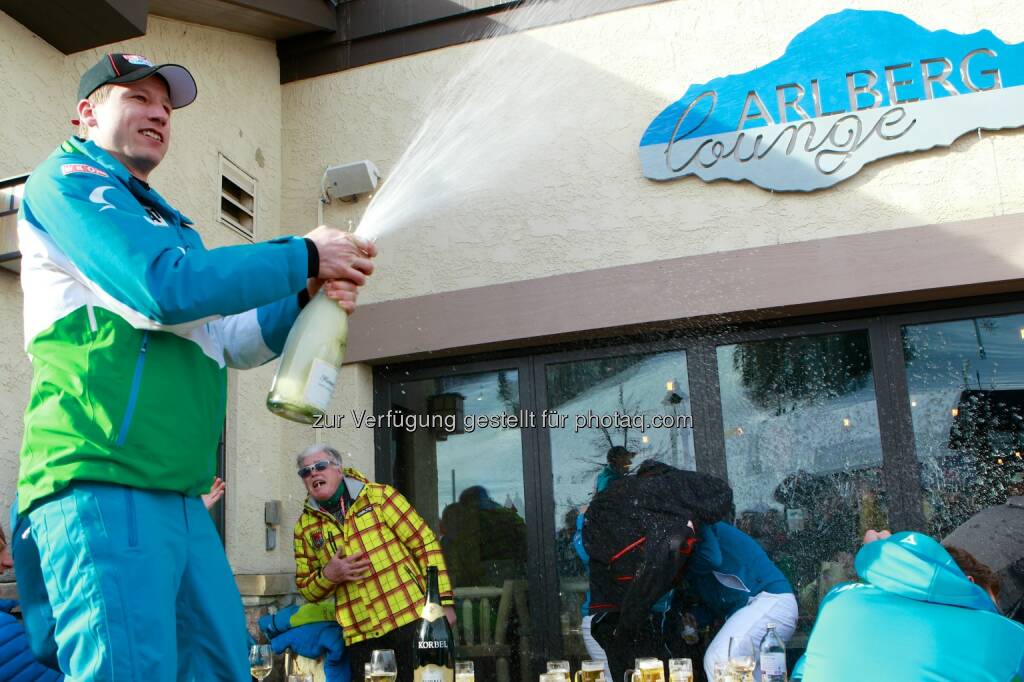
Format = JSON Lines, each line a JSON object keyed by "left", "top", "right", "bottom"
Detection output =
{"left": 281, "top": 0, "right": 1024, "bottom": 306}
{"left": 0, "top": 12, "right": 322, "bottom": 574}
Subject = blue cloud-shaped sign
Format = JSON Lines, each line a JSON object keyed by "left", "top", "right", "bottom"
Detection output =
{"left": 639, "top": 10, "right": 1024, "bottom": 191}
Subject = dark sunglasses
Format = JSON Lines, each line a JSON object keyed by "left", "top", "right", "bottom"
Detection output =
{"left": 297, "top": 459, "right": 338, "bottom": 479}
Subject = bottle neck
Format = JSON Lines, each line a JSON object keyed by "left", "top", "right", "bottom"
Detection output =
{"left": 426, "top": 566, "right": 441, "bottom": 604}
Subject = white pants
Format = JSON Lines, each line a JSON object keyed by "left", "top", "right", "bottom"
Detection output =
{"left": 703, "top": 592, "right": 798, "bottom": 682}
{"left": 581, "top": 614, "right": 614, "bottom": 681}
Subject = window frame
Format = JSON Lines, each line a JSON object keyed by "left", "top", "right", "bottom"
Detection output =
{"left": 0, "top": 174, "right": 29, "bottom": 273}
{"left": 371, "top": 293, "right": 1024, "bottom": 671}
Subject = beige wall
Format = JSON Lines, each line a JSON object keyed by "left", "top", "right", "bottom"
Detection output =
{"left": 281, "top": 0, "right": 1024, "bottom": 307}
{"left": 0, "top": 12, "right": 325, "bottom": 575}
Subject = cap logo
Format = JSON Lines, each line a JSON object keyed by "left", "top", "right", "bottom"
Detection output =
{"left": 123, "top": 54, "right": 153, "bottom": 67}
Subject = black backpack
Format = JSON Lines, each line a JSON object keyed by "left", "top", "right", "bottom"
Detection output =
{"left": 583, "top": 461, "right": 733, "bottom": 634}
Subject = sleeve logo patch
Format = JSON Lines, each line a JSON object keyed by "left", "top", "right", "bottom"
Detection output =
{"left": 61, "top": 164, "right": 108, "bottom": 178}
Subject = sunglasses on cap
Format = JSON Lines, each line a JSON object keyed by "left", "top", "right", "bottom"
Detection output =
{"left": 297, "top": 459, "right": 339, "bottom": 479}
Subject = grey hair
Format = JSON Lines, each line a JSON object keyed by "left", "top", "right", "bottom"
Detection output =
{"left": 296, "top": 444, "right": 343, "bottom": 469}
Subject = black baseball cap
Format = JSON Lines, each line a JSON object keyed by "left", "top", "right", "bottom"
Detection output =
{"left": 77, "top": 53, "right": 197, "bottom": 109}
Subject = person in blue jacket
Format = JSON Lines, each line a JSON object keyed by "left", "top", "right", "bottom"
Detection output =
{"left": 688, "top": 521, "right": 797, "bottom": 681}
{"left": 15, "top": 53, "right": 376, "bottom": 681}
{"left": 595, "top": 446, "right": 635, "bottom": 493}
{"left": 794, "top": 530, "right": 1024, "bottom": 682}
{"left": 0, "top": 524, "right": 63, "bottom": 681}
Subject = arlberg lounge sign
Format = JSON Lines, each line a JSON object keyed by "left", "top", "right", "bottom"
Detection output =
{"left": 639, "top": 10, "right": 1024, "bottom": 191}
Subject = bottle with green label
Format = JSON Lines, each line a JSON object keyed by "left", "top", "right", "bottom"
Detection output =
{"left": 414, "top": 566, "right": 454, "bottom": 682}
{"left": 266, "top": 288, "right": 348, "bottom": 424}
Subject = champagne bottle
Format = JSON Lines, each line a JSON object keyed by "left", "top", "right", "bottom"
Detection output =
{"left": 266, "top": 288, "right": 348, "bottom": 423}
{"left": 759, "top": 623, "right": 788, "bottom": 682}
{"left": 414, "top": 566, "right": 454, "bottom": 682}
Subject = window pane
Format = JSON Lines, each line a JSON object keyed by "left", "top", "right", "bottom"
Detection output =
{"left": 544, "top": 351, "right": 692, "bottom": 660}
{"left": 391, "top": 370, "right": 531, "bottom": 680}
{"left": 902, "top": 313, "right": 1024, "bottom": 537}
{"left": 717, "top": 331, "right": 888, "bottom": 636}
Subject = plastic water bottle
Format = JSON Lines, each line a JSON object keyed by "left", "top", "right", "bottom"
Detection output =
{"left": 759, "top": 623, "right": 787, "bottom": 682}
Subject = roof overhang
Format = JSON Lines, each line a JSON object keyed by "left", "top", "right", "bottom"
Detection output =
{"left": 0, "top": 0, "right": 337, "bottom": 54}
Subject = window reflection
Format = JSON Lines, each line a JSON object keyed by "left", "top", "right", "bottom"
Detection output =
{"left": 717, "top": 331, "right": 888, "bottom": 635}
{"left": 902, "top": 313, "right": 1024, "bottom": 537}
{"left": 392, "top": 370, "right": 530, "bottom": 681}
{"left": 544, "top": 351, "right": 693, "bottom": 660}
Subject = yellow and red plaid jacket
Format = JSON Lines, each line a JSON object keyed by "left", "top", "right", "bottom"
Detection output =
{"left": 293, "top": 467, "right": 454, "bottom": 645}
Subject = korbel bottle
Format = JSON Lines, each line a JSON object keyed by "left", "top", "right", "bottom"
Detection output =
{"left": 266, "top": 289, "right": 348, "bottom": 423}
{"left": 759, "top": 623, "right": 788, "bottom": 682}
{"left": 414, "top": 566, "right": 454, "bottom": 682}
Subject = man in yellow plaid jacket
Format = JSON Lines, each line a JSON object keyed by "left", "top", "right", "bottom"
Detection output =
{"left": 293, "top": 445, "right": 455, "bottom": 679}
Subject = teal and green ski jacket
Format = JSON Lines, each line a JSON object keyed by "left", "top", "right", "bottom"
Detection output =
{"left": 17, "top": 137, "right": 310, "bottom": 513}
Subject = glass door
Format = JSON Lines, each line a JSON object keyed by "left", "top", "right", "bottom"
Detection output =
{"left": 536, "top": 348, "right": 694, "bottom": 665}
{"left": 386, "top": 366, "right": 536, "bottom": 682}
{"left": 900, "top": 311, "right": 1024, "bottom": 537}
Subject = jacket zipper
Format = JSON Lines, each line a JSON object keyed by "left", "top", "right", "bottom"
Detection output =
{"left": 86, "top": 303, "right": 97, "bottom": 332}
{"left": 115, "top": 332, "right": 149, "bottom": 447}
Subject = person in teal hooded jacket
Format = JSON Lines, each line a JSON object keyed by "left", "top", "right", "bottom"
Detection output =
{"left": 793, "top": 530, "right": 1024, "bottom": 682}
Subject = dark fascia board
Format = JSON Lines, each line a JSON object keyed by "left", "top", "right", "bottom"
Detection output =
{"left": 0, "top": 0, "right": 148, "bottom": 55}
{"left": 220, "top": 0, "right": 336, "bottom": 31}
{"left": 278, "top": 0, "right": 670, "bottom": 83}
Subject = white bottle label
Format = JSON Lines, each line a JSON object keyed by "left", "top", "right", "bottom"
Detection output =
{"left": 303, "top": 358, "right": 339, "bottom": 411}
{"left": 414, "top": 664, "right": 452, "bottom": 682}
{"left": 761, "top": 652, "right": 787, "bottom": 675}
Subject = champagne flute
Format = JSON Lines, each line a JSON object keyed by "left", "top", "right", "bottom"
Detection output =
{"left": 371, "top": 649, "right": 398, "bottom": 681}
{"left": 727, "top": 637, "right": 756, "bottom": 682}
{"left": 249, "top": 644, "right": 273, "bottom": 681}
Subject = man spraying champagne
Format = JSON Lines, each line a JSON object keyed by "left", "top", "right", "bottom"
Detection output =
{"left": 14, "top": 53, "right": 376, "bottom": 680}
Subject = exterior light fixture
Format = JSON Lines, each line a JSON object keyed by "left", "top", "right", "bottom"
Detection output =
{"left": 666, "top": 380, "right": 675, "bottom": 391}
{"left": 427, "top": 392, "right": 465, "bottom": 441}
{"left": 911, "top": 400, "right": 918, "bottom": 407}
{"left": 641, "top": 434, "right": 650, "bottom": 444}
{"left": 951, "top": 407, "right": 959, "bottom": 417}
{"left": 842, "top": 418, "right": 851, "bottom": 428}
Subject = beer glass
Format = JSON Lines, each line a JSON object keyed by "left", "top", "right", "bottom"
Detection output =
{"left": 624, "top": 657, "right": 664, "bottom": 682}
{"left": 370, "top": 649, "right": 398, "bottom": 681}
{"left": 668, "top": 658, "right": 693, "bottom": 682}
{"left": 575, "top": 660, "right": 605, "bottom": 682}
{"left": 547, "top": 660, "right": 572, "bottom": 682}
{"left": 541, "top": 674, "right": 567, "bottom": 682}
{"left": 287, "top": 676, "right": 314, "bottom": 682}
{"left": 456, "top": 660, "right": 476, "bottom": 682}
{"left": 711, "top": 661, "right": 730, "bottom": 682}
{"left": 727, "top": 637, "right": 756, "bottom": 682}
